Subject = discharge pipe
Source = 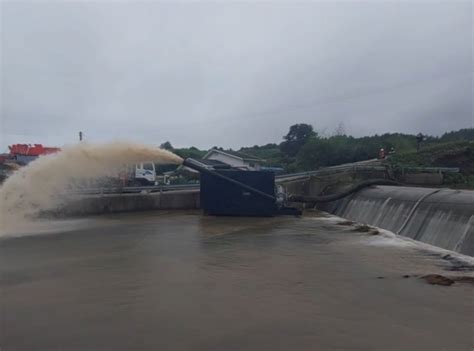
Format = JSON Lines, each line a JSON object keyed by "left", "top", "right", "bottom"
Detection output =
{"left": 182, "top": 158, "right": 276, "bottom": 202}
{"left": 288, "top": 179, "right": 401, "bottom": 203}
{"left": 183, "top": 158, "right": 398, "bottom": 205}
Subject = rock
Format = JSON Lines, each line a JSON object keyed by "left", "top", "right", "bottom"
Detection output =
{"left": 353, "top": 224, "right": 371, "bottom": 233}
{"left": 421, "top": 274, "right": 454, "bottom": 286}
{"left": 452, "top": 276, "right": 474, "bottom": 285}
{"left": 337, "top": 221, "right": 354, "bottom": 226}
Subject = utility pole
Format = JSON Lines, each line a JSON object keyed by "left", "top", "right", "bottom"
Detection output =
{"left": 79, "top": 131, "right": 83, "bottom": 142}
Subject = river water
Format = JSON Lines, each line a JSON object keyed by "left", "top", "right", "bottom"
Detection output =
{"left": 1, "top": 211, "right": 473, "bottom": 350}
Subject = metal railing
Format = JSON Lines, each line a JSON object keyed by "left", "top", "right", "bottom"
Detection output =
{"left": 399, "top": 167, "right": 460, "bottom": 174}
{"left": 275, "top": 160, "right": 385, "bottom": 182}
{"left": 75, "top": 183, "right": 199, "bottom": 195}
{"left": 74, "top": 160, "right": 389, "bottom": 195}
{"left": 74, "top": 161, "right": 460, "bottom": 195}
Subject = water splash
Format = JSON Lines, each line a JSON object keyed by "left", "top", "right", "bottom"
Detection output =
{"left": 0, "top": 142, "right": 183, "bottom": 232}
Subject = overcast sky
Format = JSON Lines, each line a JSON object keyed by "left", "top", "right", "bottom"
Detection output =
{"left": 1, "top": 0, "right": 472, "bottom": 151}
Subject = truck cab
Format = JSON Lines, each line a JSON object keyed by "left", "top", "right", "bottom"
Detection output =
{"left": 134, "top": 162, "right": 157, "bottom": 186}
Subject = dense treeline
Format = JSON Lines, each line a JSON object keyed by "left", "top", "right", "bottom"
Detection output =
{"left": 160, "top": 126, "right": 473, "bottom": 173}
{"left": 241, "top": 125, "right": 473, "bottom": 172}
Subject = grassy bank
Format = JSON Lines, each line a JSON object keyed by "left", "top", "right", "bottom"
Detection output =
{"left": 388, "top": 141, "right": 474, "bottom": 189}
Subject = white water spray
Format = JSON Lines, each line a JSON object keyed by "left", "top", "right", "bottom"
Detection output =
{"left": 0, "top": 142, "right": 183, "bottom": 231}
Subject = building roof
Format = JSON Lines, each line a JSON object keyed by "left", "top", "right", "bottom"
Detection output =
{"left": 178, "top": 158, "right": 231, "bottom": 173}
{"left": 204, "top": 149, "right": 263, "bottom": 162}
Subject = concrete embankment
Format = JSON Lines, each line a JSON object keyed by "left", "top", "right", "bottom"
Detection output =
{"left": 59, "top": 190, "right": 200, "bottom": 216}
{"left": 58, "top": 184, "right": 473, "bottom": 257}
{"left": 320, "top": 186, "right": 474, "bottom": 256}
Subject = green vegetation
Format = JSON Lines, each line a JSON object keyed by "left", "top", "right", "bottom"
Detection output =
{"left": 389, "top": 141, "right": 473, "bottom": 169}
{"left": 238, "top": 127, "right": 422, "bottom": 172}
{"left": 159, "top": 126, "right": 473, "bottom": 186}
{"left": 388, "top": 140, "right": 474, "bottom": 188}
{"left": 239, "top": 144, "right": 283, "bottom": 167}
{"left": 159, "top": 142, "right": 207, "bottom": 159}
{"left": 155, "top": 142, "right": 207, "bottom": 175}
{"left": 173, "top": 146, "right": 207, "bottom": 160}
{"left": 270, "top": 125, "right": 471, "bottom": 173}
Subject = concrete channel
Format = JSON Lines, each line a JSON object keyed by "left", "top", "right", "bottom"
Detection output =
{"left": 59, "top": 184, "right": 474, "bottom": 257}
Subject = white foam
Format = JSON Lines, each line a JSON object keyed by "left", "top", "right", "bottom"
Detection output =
{"left": 313, "top": 212, "right": 474, "bottom": 265}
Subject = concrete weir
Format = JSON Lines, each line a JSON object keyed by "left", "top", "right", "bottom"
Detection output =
{"left": 59, "top": 189, "right": 200, "bottom": 216}
{"left": 320, "top": 186, "right": 474, "bottom": 256}
{"left": 59, "top": 185, "right": 473, "bottom": 256}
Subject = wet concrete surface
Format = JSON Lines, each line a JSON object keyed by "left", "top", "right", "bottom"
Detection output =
{"left": 1, "top": 211, "right": 473, "bottom": 350}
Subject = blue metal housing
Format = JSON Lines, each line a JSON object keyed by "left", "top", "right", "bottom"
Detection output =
{"left": 200, "top": 170, "right": 276, "bottom": 216}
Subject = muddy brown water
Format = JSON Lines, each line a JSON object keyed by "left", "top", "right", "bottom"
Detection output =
{"left": 1, "top": 211, "right": 473, "bottom": 350}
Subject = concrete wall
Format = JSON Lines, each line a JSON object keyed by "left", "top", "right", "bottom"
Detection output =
{"left": 58, "top": 190, "right": 200, "bottom": 216}
{"left": 320, "top": 186, "right": 474, "bottom": 256}
{"left": 402, "top": 173, "right": 444, "bottom": 185}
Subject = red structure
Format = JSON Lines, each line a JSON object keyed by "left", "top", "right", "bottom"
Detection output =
{"left": 8, "top": 144, "right": 61, "bottom": 156}
{"left": 0, "top": 144, "right": 61, "bottom": 165}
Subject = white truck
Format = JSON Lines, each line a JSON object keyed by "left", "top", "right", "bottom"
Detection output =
{"left": 120, "top": 162, "right": 157, "bottom": 186}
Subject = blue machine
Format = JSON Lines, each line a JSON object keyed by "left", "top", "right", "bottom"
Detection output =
{"left": 182, "top": 158, "right": 300, "bottom": 217}
{"left": 200, "top": 170, "right": 276, "bottom": 216}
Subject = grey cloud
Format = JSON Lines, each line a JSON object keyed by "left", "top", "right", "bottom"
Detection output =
{"left": 1, "top": 1, "right": 472, "bottom": 150}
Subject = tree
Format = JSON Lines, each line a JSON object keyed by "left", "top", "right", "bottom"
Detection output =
{"left": 439, "top": 128, "right": 474, "bottom": 143}
{"left": 173, "top": 147, "right": 207, "bottom": 159}
{"left": 280, "top": 123, "right": 316, "bottom": 158}
{"left": 240, "top": 143, "right": 283, "bottom": 167}
{"left": 296, "top": 137, "right": 332, "bottom": 170}
{"left": 160, "top": 141, "right": 173, "bottom": 150}
{"left": 334, "top": 121, "right": 346, "bottom": 136}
